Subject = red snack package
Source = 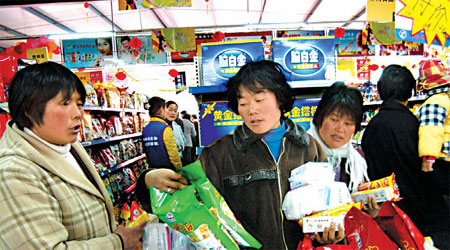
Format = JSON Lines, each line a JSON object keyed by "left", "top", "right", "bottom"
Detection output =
{"left": 374, "top": 201, "right": 427, "bottom": 250}
{"left": 344, "top": 206, "right": 399, "bottom": 249}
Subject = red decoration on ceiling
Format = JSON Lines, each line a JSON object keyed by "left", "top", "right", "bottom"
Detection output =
{"left": 333, "top": 27, "right": 346, "bottom": 39}
{"left": 129, "top": 37, "right": 143, "bottom": 49}
{"left": 205, "top": 0, "right": 209, "bottom": 2}
{"left": 212, "top": 31, "right": 225, "bottom": 42}
{"left": 368, "top": 64, "right": 379, "bottom": 71}
{"left": 84, "top": 1, "right": 89, "bottom": 8}
{"left": 168, "top": 69, "right": 179, "bottom": 78}
{"left": 116, "top": 72, "right": 127, "bottom": 81}
{"left": 381, "top": 65, "right": 386, "bottom": 69}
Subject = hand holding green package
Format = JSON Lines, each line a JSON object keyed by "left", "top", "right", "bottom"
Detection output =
{"left": 149, "top": 161, "right": 262, "bottom": 250}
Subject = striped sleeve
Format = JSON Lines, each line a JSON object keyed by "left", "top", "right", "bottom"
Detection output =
{"left": 418, "top": 103, "right": 448, "bottom": 157}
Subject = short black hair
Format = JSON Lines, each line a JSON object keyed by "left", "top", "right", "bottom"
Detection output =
{"left": 226, "top": 60, "right": 294, "bottom": 116}
{"left": 121, "top": 36, "right": 131, "bottom": 42}
{"left": 377, "top": 64, "right": 415, "bottom": 102}
{"left": 8, "top": 61, "right": 86, "bottom": 129}
{"left": 165, "top": 100, "right": 178, "bottom": 108}
{"left": 147, "top": 96, "right": 165, "bottom": 117}
{"left": 313, "top": 82, "right": 364, "bottom": 132}
{"left": 184, "top": 113, "right": 191, "bottom": 120}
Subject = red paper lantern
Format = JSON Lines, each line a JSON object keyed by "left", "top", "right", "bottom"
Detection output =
{"left": 116, "top": 72, "right": 127, "bottom": 80}
{"left": 84, "top": 1, "right": 89, "bottom": 8}
{"left": 168, "top": 69, "right": 179, "bottom": 78}
{"left": 129, "top": 37, "right": 143, "bottom": 49}
{"left": 368, "top": 64, "right": 379, "bottom": 71}
{"left": 333, "top": 27, "right": 346, "bottom": 39}
{"left": 212, "top": 31, "right": 225, "bottom": 42}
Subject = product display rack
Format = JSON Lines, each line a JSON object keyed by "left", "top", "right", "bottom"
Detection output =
{"left": 80, "top": 132, "right": 142, "bottom": 147}
{"left": 98, "top": 153, "right": 146, "bottom": 178}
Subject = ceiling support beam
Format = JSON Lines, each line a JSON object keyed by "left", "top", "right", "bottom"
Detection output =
{"left": 151, "top": 9, "right": 167, "bottom": 28}
{"left": 343, "top": 6, "right": 366, "bottom": 27}
{"left": 303, "top": 0, "right": 323, "bottom": 23}
{"left": 0, "top": 24, "right": 26, "bottom": 36}
{"left": 23, "top": 7, "right": 75, "bottom": 33}
{"left": 88, "top": 4, "right": 123, "bottom": 31}
{"left": 258, "top": 0, "right": 267, "bottom": 24}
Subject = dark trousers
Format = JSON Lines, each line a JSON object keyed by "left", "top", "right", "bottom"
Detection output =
{"left": 182, "top": 147, "right": 193, "bottom": 165}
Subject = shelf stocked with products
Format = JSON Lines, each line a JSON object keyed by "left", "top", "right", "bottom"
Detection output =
{"left": 99, "top": 153, "right": 146, "bottom": 177}
{"left": 81, "top": 132, "right": 142, "bottom": 147}
{"left": 84, "top": 105, "right": 147, "bottom": 113}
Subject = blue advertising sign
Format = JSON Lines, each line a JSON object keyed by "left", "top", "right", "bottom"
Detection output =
{"left": 62, "top": 37, "right": 113, "bottom": 68}
{"left": 201, "top": 40, "right": 265, "bottom": 86}
{"left": 395, "top": 28, "right": 450, "bottom": 48}
{"left": 272, "top": 37, "right": 336, "bottom": 82}
{"left": 198, "top": 98, "right": 320, "bottom": 149}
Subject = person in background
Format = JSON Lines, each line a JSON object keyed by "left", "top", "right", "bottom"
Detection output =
{"left": 181, "top": 113, "right": 197, "bottom": 165}
{"left": 416, "top": 59, "right": 450, "bottom": 249}
{"left": 165, "top": 100, "right": 186, "bottom": 159}
{"left": 0, "top": 62, "right": 144, "bottom": 249}
{"left": 361, "top": 65, "right": 432, "bottom": 236}
{"left": 308, "top": 82, "right": 369, "bottom": 192}
{"left": 307, "top": 82, "right": 379, "bottom": 220}
{"left": 94, "top": 37, "right": 113, "bottom": 67}
{"left": 191, "top": 114, "right": 200, "bottom": 159}
{"left": 137, "top": 60, "right": 337, "bottom": 249}
{"left": 142, "top": 96, "right": 182, "bottom": 171}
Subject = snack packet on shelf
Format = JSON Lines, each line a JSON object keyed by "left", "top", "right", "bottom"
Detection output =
{"left": 150, "top": 161, "right": 262, "bottom": 250}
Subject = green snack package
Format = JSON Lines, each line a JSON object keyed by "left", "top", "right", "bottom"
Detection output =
{"left": 179, "top": 161, "right": 262, "bottom": 249}
{"left": 150, "top": 161, "right": 262, "bottom": 249}
{"left": 150, "top": 181, "right": 240, "bottom": 249}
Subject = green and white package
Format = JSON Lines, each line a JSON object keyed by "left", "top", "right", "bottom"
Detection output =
{"left": 149, "top": 161, "right": 262, "bottom": 249}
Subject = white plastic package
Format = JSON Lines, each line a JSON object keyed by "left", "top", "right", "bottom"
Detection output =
{"left": 143, "top": 223, "right": 197, "bottom": 250}
{"left": 282, "top": 181, "right": 352, "bottom": 220}
{"left": 288, "top": 162, "right": 335, "bottom": 189}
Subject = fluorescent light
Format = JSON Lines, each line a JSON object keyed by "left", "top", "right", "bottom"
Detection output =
{"left": 48, "top": 31, "right": 115, "bottom": 40}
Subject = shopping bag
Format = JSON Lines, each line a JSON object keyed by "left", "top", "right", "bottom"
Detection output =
{"left": 344, "top": 206, "right": 399, "bottom": 249}
{"left": 149, "top": 161, "right": 262, "bottom": 250}
{"left": 374, "top": 201, "right": 427, "bottom": 250}
{"left": 296, "top": 235, "right": 353, "bottom": 250}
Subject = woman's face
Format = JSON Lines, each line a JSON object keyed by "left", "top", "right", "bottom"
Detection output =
{"left": 97, "top": 38, "right": 112, "bottom": 56}
{"left": 31, "top": 91, "right": 84, "bottom": 145}
{"left": 166, "top": 104, "right": 178, "bottom": 122}
{"left": 237, "top": 86, "right": 281, "bottom": 134}
{"left": 318, "top": 110, "right": 356, "bottom": 149}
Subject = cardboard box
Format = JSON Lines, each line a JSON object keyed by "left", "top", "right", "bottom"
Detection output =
{"left": 302, "top": 215, "right": 345, "bottom": 233}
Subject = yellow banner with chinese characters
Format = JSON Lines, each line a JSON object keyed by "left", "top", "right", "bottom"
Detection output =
{"left": 398, "top": 0, "right": 450, "bottom": 46}
{"left": 26, "top": 47, "right": 48, "bottom": 63}
{"left": 367, "top": 0, "right": 395, "bottom": 21}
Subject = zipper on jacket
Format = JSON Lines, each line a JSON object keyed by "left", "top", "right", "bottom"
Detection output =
{"left": 262, "top": 138, "right": 288, "bottom": 250}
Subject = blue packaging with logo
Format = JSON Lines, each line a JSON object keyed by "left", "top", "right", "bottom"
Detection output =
{"left": 201, "top": 40, "right": 265, "bottom": 86}
{"left": 272, "top": 37, "right": 336, "bottom": 82}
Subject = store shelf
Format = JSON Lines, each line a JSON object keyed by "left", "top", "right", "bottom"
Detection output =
{"left": 99, "top": 154, "right": 146, "bottom": 178}
{"left": 81, "top": 132, "right": 142, "bottom": 147}
{"left": 363, "top": 95, "right": 427, "bottom": 106}
{"left": 83, "top": 106, "right": 147, "bottom": 113}
{"left": 189, "top": 85, "right": 227, "bottom": 94}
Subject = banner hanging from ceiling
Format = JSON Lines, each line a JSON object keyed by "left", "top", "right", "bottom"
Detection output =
{"left": 118, "top": 0, "right": 191, "bottom": 10}
{"left": 151, "top": 27, "right": 196, "bottom": 53}
{"left": 395, "top": 0, "right": 450, "bottom": 47}
{"left": 272, "top": 37, "right": 336, "bottom": 82}
{"left": 62, "top": 37, "right": 113, "bottom": 68}
{"left": 366, "top": 0, "right": 395, "bottom": 21}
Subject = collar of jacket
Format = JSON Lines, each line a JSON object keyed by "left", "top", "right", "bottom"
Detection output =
{"left": 150, "top": 117, "right": 167, "bottom": 123}
{"left": 232, "top": 117, "right": 310, "bottom": 151}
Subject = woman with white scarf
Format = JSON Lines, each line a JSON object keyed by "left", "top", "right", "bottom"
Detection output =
{"left": 308, "top": 82, "right": 379, "bottom": 215}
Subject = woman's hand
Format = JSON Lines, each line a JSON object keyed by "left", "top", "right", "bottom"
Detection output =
{"left": 114, "top": 222, "right": 146, "bottom": 250}
{"left": 313, "top": 222, "right": 345, "bottom": 244}
{"left": 422, "top": 160, "right": 434, "bottom": 172}
{"left": 362, "top": 196, "right": 381, "bottom": 217}
{"left": 145, "top": 169, "right": 188, "bottom": 194}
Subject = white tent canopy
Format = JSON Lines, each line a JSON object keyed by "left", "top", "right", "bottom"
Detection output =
{"left": 0, "top": 0, "right": 367, "bottom": 49}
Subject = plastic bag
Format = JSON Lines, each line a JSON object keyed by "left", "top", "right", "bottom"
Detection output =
{"left": 142, "top": 223, "right": 197, "bottom": 250}
{"left": 344, "top": 206, "right": 399, "bottom": 249}
{"left": 150, "top": 161, "right": 262, "bottom": 250}
{"left": 282, "top": 181, "right": 352, "bottom": 220}
{"left": 288, "top": 162, "right": 335, "bottom": 189}
{"left": 374, "top": 201, "right": 432, "bottom": 250}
